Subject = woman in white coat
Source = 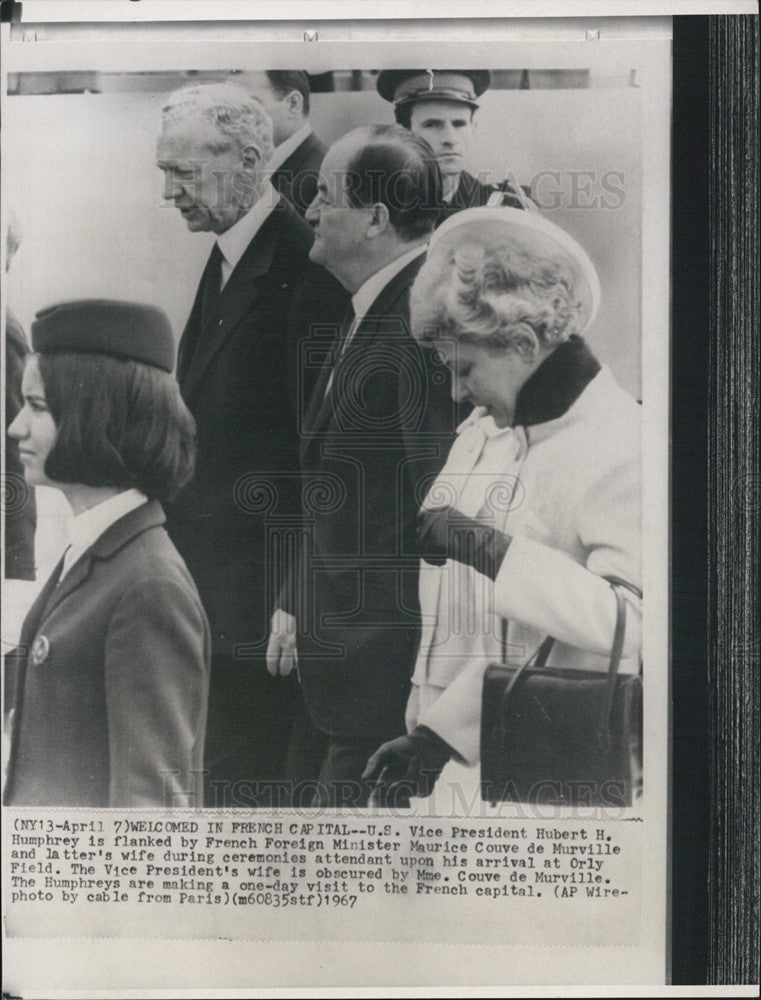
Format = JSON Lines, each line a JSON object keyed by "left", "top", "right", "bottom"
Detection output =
{"left": 364, "top": 207, "right": 642, "bottom": 804}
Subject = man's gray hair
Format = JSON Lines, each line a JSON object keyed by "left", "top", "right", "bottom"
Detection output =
{"left": 162, "top": 82, "right": 274, "bottom": 166}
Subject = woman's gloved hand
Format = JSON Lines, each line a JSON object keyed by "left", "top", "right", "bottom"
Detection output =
{"left": 363, "top": 725, "right": 455, "bottom": 807}
{"left": 417, "top": 506, "right": 511, "bottom": 580}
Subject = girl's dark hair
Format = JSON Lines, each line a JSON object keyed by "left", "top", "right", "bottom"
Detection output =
{"left": 38, "top": 351, "right": 196, "bottom": 503}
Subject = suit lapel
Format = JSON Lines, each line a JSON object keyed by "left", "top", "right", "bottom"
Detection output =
{"left": 275, "top": 132, "right": 320, "bottom": 183}
{"left": 38, "top": 501, "right": 167, "bottom": 623}
{"left": 276, "top": 137, "right": 309, "bottom": 180}
{"left": 177, "top": 249, "right": 216, "bottom": 385}
{"left": 17, "top": 552, "right": 67, "bottom": 653}
{"left": 301, "top": 342, "right": 339, "bottom": 446}
{"left": 40, "top": 551, "right": 97, "bottom": 621}
{"left": 180, "top": 202, "right": 286, "bottom": 402}
{"left": 300, "top": 304, "right": 354, "bottom": 447}
{"left": 300, "top": 254, "right": 425, "bottom": 453}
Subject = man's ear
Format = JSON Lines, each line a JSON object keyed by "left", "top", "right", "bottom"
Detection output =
{"left": 241, "top": 144, "right": 262, "bottom": 171}
{"left": 285, "top": 90, "right": 304, "bottom": 118}
{"left": 366, "top": 201, "right": 391, "bottom": 238}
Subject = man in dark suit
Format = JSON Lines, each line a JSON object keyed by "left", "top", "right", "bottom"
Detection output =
{"left": 266, "top": 124, "right": 460, "bottom": 807}
{"left": 156, "top": 82, "right": 314, "bottom": 807}
{"left": 246, "top": 71, "right": 326, "bottom": 216}
{"left": 376, "top": 69, "right": 535, "bottom": 222}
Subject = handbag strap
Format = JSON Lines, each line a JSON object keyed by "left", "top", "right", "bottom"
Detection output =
{"left": 496, "top": 577, "right": 641, "bottom": 751}
{"left": 602, "top": 574, "right": 642, "bottom": 601}
{"left": 495, "top": 633, "right": 555, "bottom": 723}
{"left": 500, "top": 620, "right": 555, "bottom": 668}
{"left": 597, "top": 583, "right": 627, "bottom": 753}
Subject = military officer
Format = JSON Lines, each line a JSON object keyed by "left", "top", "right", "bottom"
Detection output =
{"left": 376, "top": 69, "right": 534, "bottom": 221}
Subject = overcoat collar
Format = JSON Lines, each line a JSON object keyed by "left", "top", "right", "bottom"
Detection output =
{"left": 23, "top": 500, "right": 166, "bottom": 632}
{"left": 274, "top": 130, "right": 322, "bottom": 177}
{"left": 450, "top": 170, "right": 487, "bottom": 210}
{"left": 513, "top": 335, "right": 601, "bottom": 427}
{"left": 180, "top": 196, "right": 293, "bottom": 401}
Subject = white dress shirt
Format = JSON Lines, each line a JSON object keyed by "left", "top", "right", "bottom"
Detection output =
{"left": 215, "top": 181, "right": 280, "bottom": 288}
{"left": 348, "top": 243, "right": 427, "bottom": 343}
{"left": 60, "top": 488, "right": 147, "bottom": 581}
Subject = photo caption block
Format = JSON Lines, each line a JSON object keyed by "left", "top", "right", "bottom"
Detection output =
{"left": 5, "top": 809, "right": 643, "bottom": 945}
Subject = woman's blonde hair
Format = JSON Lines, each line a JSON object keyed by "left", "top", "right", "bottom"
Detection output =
{"left": 411, "top": 238, "right": 582, "bottom": 358}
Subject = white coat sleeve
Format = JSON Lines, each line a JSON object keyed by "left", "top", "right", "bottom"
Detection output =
{"left": 420, "top": 426, "right": 642, "bottom": 766}
{"left": 491, "top": 443, "right": 642, "bottom": 658}
{"left": 419, "top": 656, "right": 490, "bottom": 765}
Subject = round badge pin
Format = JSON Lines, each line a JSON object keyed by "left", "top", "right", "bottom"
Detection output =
{"left": 30, "top": 635, "right": 50, "bottom": 667}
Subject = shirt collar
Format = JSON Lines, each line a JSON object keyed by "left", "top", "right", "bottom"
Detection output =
{"left": 351, "top": 244, "right": 427, "bottom": 323}
{"left": 442, "top": 178, "right": 460, "bottom": 204}
{"left": 216, "top": 181, "right": 279, "bottom": 277}
{"left": 67, "top": 488, "right": 147, "bottom": 556}
{"left": 268, "top": 123, "right": 313, "bottom": 174}
{"left": 513, "top": 335, "right": 601, "bottom": 427}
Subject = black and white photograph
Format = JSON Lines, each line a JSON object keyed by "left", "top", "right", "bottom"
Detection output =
{"left": 3, "top": 47, "right": 650, "bottom": 810}
{"left": 2, "top": 2, "right": 756, "bottom": 995}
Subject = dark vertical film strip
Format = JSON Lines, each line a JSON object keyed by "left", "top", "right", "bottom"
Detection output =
{"left": 706, "top": 12, "right": 760, "bottom": 988}
{"left": 672, "top": 14, "right": 711, "bottom": 985}
{"left": 672, "top": 12, "right": 761, "bottom": 987}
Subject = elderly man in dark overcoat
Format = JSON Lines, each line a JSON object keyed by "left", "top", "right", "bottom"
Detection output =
{"left": 156, "top": 82, "right": 316, "bottom": 806}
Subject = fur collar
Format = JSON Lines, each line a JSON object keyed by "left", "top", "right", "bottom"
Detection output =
{"left": 513, "top": 335, "right": 601, "bottom": 427}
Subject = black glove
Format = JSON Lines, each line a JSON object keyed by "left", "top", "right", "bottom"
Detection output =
{"left": 417, "top": 506, "right": 511, "bottom": 580}
{"left": 362, "top": 725, "right": 455, "bottom": 807}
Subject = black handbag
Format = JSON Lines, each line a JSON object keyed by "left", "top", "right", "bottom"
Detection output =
{"left": 480, "top": 577, "right": 642, "bottom": 807}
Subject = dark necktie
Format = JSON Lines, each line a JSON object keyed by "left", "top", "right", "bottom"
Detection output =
{"left": 200, "top": 243, "right": 224, "bottom": 328}
{"left": 301, "top": 303, "right": 355, "bottom": 435}
{"left": 323, "top": 302, "right": 356, "bottom": 399}
{"left": 178, "top": 244, "right": 223, "bottom": 381}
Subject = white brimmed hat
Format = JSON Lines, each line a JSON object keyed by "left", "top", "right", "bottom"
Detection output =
{"left": 427, "top": 206, "right": 602, "bottom": 333}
